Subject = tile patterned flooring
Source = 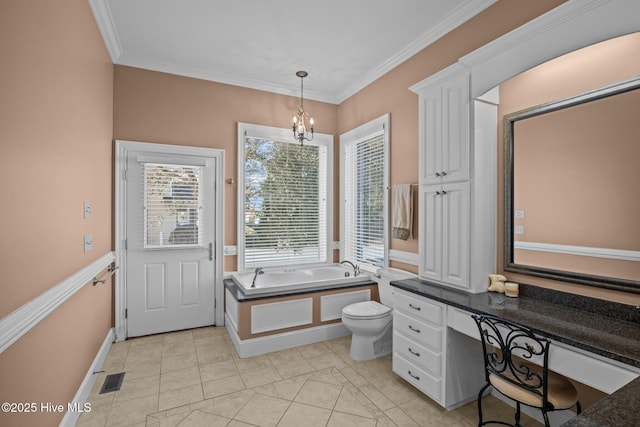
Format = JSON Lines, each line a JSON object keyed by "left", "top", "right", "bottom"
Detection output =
{"left": 76, "top": 326, "right": 542, "bottom": 427}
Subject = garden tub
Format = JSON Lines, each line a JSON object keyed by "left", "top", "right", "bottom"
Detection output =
{"left": 231, "top": 264, "right": 371, "bottom": 296}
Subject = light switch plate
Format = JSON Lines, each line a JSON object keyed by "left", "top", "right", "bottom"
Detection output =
{"left": 514, "top": 226, "right": 525, "bottom": 235}
{"left": 514, "top": 210, "right": 525, "bottom": 218}
{"left": 84, "top": 234, "right": 93, "bottom": 252}
{"left": 84, "top": 201, "right": 91, "bottom": 219}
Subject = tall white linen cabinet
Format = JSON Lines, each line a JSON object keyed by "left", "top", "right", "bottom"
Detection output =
{"left": 410, "top": 62, "right": 497, "bottom": 294}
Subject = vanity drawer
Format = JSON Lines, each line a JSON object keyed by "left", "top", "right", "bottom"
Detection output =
{"left": 393, "top": 353, "right": 441, "bottom": 401}
{"left": 393, "top": 331, "right": 441, "bottom": 376}
{"left": 394, "top": 291, "right": 444, "bottom": 325}
{"left": 394, "top": 311, "right": 442, "bottom": 351}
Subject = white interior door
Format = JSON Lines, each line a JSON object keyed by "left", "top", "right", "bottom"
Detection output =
{"left": 125, "top": 151, "right": 216, "bottom": 337}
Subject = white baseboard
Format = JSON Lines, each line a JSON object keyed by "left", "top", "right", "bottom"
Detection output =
{"left": 59, "top": 328, "right": 114, "bottom": 427}
{"left": 225, "top": 314, "right": 350, "bottom": 358}
{"left": 490, "top": 389, "right": 575, "bottom": 427}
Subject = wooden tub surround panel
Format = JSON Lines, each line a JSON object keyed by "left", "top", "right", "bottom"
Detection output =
{"left": 231, "top": 284, "right": 379, "bottom": 340}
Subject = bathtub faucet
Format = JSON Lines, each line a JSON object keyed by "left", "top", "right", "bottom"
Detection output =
{"left": 340, "top": 260, "right": 360, "bottom": 277}
{"left": 251, "top": 267, "right": 264, "bottom": 288}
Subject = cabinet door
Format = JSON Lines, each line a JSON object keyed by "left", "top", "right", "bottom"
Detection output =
{"left": 420, "top": 73, "right": 469, "bottom": 185}
{"left": 441, "top": 182, "right": 470, "bottom": 288}
{"left": 420, "top": 185, "right": 442, "bottom": 281}
{"left": 441, "top": 73, "right": 469, "bottom": 183}
{"left": 420, "top": 90, "right": 442, "bottom": 184}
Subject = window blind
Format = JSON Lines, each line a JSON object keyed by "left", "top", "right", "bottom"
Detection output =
{"left": 243, "top": 137, "right": 327, "bottom": 268}
{"left": 343, "top": 132, "right": 385, "bottom": 268}
{"left": 143, "top": 163, "right": 203, "bottom": 248}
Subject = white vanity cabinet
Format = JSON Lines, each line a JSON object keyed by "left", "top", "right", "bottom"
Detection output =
{"left": 392, "top": 288, "right": 446, "bottom": 403}
{"left": 392, "top": 288, "right": 487, "bottom": 410}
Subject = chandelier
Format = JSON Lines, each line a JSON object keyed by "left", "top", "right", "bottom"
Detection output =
{"left": 292, "top": 71, "right": 314, "bottom": 145}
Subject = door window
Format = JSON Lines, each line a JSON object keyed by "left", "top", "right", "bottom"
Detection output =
{"left": 143, "top": 163, "right": 203, "bottom": 248}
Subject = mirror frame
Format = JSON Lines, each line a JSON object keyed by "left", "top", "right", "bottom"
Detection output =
{"left": 504, "top": 75, "right": 640, "bottom": 294}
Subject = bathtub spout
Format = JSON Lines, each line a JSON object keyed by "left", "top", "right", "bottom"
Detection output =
{"left": 340, "top": 260, "right": 360, "bottom": 277}
{"left": 251, "top": 267, "right": 264, "bottom": 287}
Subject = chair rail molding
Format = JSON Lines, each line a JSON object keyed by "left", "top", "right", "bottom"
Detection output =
{"left": 0, "top": 251, "right": 115, "bottom": 353}
{"left": 389, "top": 249, "right": 420, "bottom": 266}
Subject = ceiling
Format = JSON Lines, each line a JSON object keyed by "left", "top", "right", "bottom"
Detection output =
{"left": 90, "top": 0, "right": 496, "bottom": 104}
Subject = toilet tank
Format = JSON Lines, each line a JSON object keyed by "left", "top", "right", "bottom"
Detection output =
{"left": 376, "top": 268, "right": 415, "bottom": 307}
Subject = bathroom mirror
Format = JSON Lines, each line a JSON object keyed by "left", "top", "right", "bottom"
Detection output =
{"left": 504, "top": 76, "right": 640, "bottom": 293}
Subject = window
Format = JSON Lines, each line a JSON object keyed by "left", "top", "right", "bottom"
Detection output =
{"left": 143, "top": 163, "right": 202, "bottom": 248}
{"left": 238, "top": 123, "right": 333, "bottom": 271}
{"left": 340, "top": 114, "right": 389, "bottom": 270}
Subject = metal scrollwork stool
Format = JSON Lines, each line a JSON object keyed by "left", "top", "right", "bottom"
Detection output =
{"left": 472, "top": 314, "right": 581, "bottom": 427}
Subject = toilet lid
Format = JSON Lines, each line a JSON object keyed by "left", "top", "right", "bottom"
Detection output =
{"left": 343, "top": 301, "right": 391, "bottom": 319}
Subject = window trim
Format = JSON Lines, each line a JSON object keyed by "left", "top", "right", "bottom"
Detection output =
{"left": 237, "top": 122, "right": 334, "bottom": 273}
{"left": 339, "top": 114, "right": 390, "bottom": 272}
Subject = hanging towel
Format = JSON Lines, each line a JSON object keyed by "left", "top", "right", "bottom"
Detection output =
{"left": 392, "top": 184, "right": 413, "bottom": 240}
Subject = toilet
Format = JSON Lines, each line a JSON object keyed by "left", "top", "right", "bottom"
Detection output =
{"left": 341, "top": 268, "right": 416, "bottom": 360}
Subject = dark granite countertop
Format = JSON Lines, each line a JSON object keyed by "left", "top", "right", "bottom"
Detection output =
{"left": 561, "top": 377, "right": 640, "bottom": 427}
{"left": 390, "top": 278, "right": 640, "bottom": 427}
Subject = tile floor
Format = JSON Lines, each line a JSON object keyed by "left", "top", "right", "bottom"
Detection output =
{"left": 76, "top": 326, "right": 541, "bottom": 427}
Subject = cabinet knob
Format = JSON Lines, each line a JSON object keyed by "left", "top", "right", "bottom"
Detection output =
{"left": 435, "top": 172, "right": 440, "bottom": 177}
{"left": 409, "top": 303, "right": 421, "bottom": 311}
{"left": 408, "top": 370, "right": 420, "bottom": 380}
{"left": 408, "top": 347, "right": 421, "bottom": 357}
{"left": 408, "top": 325, "right": 421, "bottom": 333}
{"left": 442, "top": 190, "right": 447, "bottom": 195}
{"left": 441, "top": 171, "right": 447, "bottom": 176}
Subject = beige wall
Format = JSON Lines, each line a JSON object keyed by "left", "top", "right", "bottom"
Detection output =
{"left": 114, "top": 2, "right": 567, "bottom": 275}
{"left": 498, "top": 32, "right": 640, "bottom": 305}
{"left": 337, "top": 0, "right": 567, "bottom": 272}
{"left": 0, "top": 0, "right": 114, "bottom": 426}
{"left": 113, "top": 66, "right": 339, "bottom": 272}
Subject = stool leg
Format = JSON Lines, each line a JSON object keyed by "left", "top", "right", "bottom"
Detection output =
{"left": 515, "top": 401, "right": 521, "bottom": 426}
{"left": 542, "top": 409, "right": 550, "bottom": 427}
{"left": 477, "top": 383, "right": 490, "bottom": 426}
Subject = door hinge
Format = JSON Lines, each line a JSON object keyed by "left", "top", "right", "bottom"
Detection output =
{"left": 124, "top": 238, "right": 128, "bottom": 250}
{"left": 123, "top": 169, "right": 128, "bottom": 181}
{"left": 125, "top": 308, "right": 128, "bottom": 319}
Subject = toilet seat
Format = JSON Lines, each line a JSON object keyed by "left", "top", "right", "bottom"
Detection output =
{"left": 342, "top": 301, "right": 391, "bottom": 320}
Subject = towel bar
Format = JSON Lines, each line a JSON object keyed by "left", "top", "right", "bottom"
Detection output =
{"left": 386, "top": 183, "right": 419, "bottom": 190}
{"left": 93, "top": 265, "right": 119, "bottom": 286}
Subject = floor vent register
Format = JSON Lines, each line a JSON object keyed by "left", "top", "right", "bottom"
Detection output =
{"left": 99, "top": 372, "right": 125, "bottom": 394}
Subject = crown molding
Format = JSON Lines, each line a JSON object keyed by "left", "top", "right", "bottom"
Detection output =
{"left": 116, "top": 54, "right": 337, "bottom": 103}
{"left": 460, "top": 0, "right": 639, "bottom": 97}
{"left": 91, "top": 0, "right": 495, "bottom": 104}
{"left": 460, "top": 0, "right": 607, "bottom": 69}
{"left": 409, "top": 62, "right": 470, "bottom": 94}
{"left": 88, "top": 0, "right": 122, "bottom": 63}
{"left": 334, "top": 0, "right": 497, "bottom": 103}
